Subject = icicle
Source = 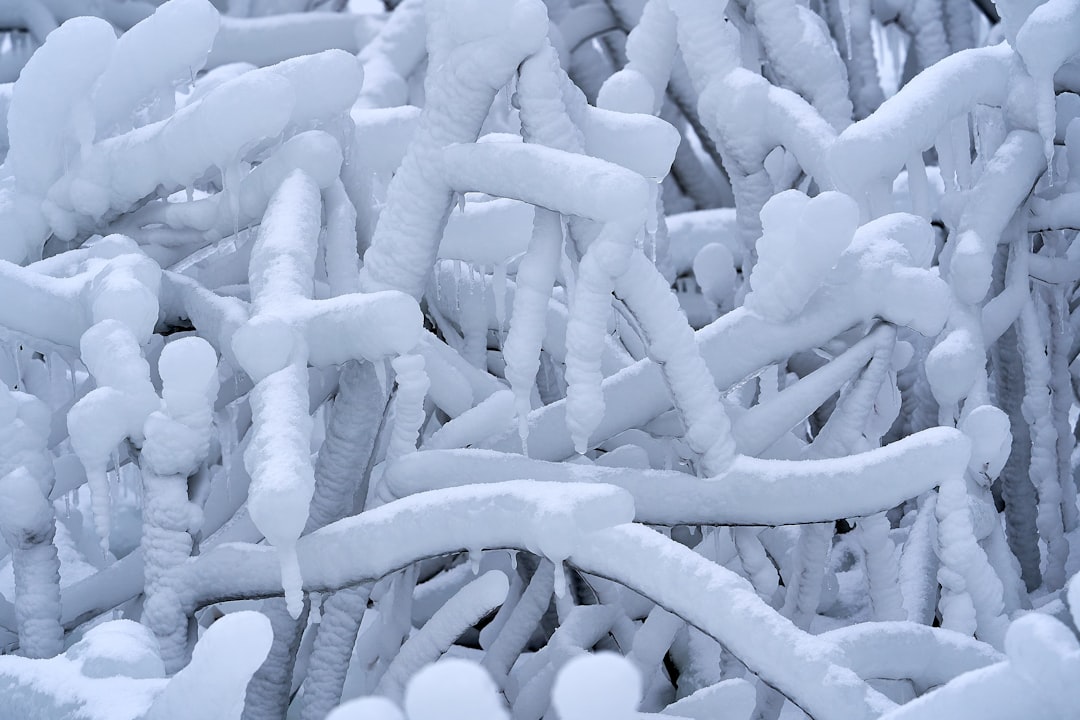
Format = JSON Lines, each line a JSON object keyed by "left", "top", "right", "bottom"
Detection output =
{"left": 952, "top": 116, "right": 972, "bottom": 190}
{"left": 469, "top": 548, "right": 481, "bottom": 575}
{"left": 645, "top": 183, "right": 659, "bottom": 236}
{"left": 553, "top": 560, "right": 568, "bottom": 599}
{"left": 509, "top": 549, "right": 518, "bottom": 570}
{"left": 374, "top": 358, "right": 387, "bottom": 398}
{"left": 906, "top": 151, "right": 931, "bottom": 220}
{"left": 492, "top": 262, "right": 508, "bottom": 331}
{"left": 840, "top": 0, "right": 852, "bottom": 59}
{"left": 1049, "top": 285, "right": 1078, "bottom": 532}
{"left": 936, "top": 130, "right": 957, "bottom": 193}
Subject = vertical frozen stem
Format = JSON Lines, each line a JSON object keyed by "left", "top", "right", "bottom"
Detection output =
{"left": 565, "top": 222, "right": 637, "bottom": 454}
{"left": 503, "top": 209, "right": 563, "bottom": 452}
{"left": 1018, "top": 297, "right": 1068, "bottom": 591}
{"left": 614, "top": 251, "right": 736, "bottom": 475}
{"left": 359, "top": 0, "right": 548, "bottom": 299}
{"left": 994, "top": 322, "right": 1042, "bottom": 590}
{"left": 140, "top": 336, "right": 219, "bottom": 672}
{"left": 298, "top": 585, "right": 373, "bottom": 720}
{"left": 1048, "top": 286, "right": 1078, "bottom": 532}
{"left": 749, "top": 0, "right": 853, "bottom": 130}
{"left": 306, "top": 360, "right": 389, "bottom": 533}
{"left": 0, "top": 467, "right": 61, "bottom": 659}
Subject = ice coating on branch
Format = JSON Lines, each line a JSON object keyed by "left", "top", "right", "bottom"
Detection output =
{"left": 386, "top": 428, "right": 970, "bottom": 526}
{"left": 750, "top": 0, "right": 853, "bottom": 129}
{"left": 597, "top": 0, "right": 677, "bottom": 115}
{"left": 387, "top": 354, "right": 430, "bottom": 461}
{"left": 248, "top": 49, "right": 364, "bottom": 131}
{"left": 615, "top": 251, "right": 736, "bottom": 475}
{"left": 0, "top": 466, "right": 61, "bottom": 659}
{"left": 0, "top": 15, "right": 114, "bottom": 262}
{"left": 745, "top": 190, "right": 859, "bottom": 321}
{"left": 438, "top": 199, "right": 535, "bottom": 266}
{"left": 7, "top": 17, "right": 115, "bottom": 198}
{"left": 138, "top": 131, "right": 344, "bottom": 239}
{"left": 440, "top": 143, "right": 651, "bottom": 226}
{"left": 947, "top": 131, "right": 1045, "bottom": 305}
{"left": 68, "top": 321, "right": 161, "bottom": 551}
{"left": 503, "top": 209, "right": 563, "bottom": 450}
{"left": 829, "top": 44, "right": 1016, "bottom": 195}
{"left": 1014, "top": 0, "right": 1080, "bottom": 175}
{"left": 565, "top": 223, "right": 638, "bottom": 454}
{"left": 359, "top": 0, "right": 548, "bottom": 300}
{"left": 142, "top": 337, "right": 219, "bottom": 477}
{"left": 91, "top": 0, "right": 220, "bottom": 139}
{"left": 425, "top": 390, "right": 515, "bottom": 451}
{"left": 46, "top": 71, "right": 294, "bottom": 232}
{"left": 244, "top": 361, "right": 314, "bottom": 619}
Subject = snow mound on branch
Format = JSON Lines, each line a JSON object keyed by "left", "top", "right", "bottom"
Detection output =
{"left": 746, "top": 190, "right": 859, "bottom": 321}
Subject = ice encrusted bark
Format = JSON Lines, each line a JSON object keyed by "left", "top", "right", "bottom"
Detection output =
{"left": 139, "top": 337, "right": 219, "bottom": 673}
{"left": 359, "top": 0, "right": 548, "bottom": 300}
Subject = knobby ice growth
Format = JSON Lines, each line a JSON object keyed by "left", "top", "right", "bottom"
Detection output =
{"left": 0, "top": 0, "right": 1078, "bottom": 718}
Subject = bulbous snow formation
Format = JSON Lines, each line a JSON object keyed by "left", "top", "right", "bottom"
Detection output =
{"left": 0, "top": 0, "right": 1078, "bottom": 719}
{"left": 746, "top": 190, "right": 859, "bottom": 321}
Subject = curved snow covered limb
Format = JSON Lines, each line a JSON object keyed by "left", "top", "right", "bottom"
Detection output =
{"left": 156, "top": 482, "right": 634, "bottom": 612}
{"left": 581, "top": 106, "right": 682, "bottom": 179}
{"left": 207, "top": 13, "right": 378, "bottom": 68}
{"left": 384, "top": 428, "right": 969, "bottom": 526}
{"left": 830, "top": 44, "right": 1017, "bottom": 193}
{"left": 0, "top": 260, "right": 90, "bottom": 347}
{"left": 481, "top": 236, "right": 949, "bottom": 458}
{"left": 876, "top": 614, "right": 1080, "bottom": 720}
{"left": 440, "top": 142, "right": 651, "bottom": 226}
{"left": 570, "top": 524, "right": 893, "bottom": 720}
{"left": 820, "top": 622, "right": 1002, "bottom": 691}
{"left": 91, "top": 0, "right": 220, "bottom": 140}
{"left": 704, "top": 68, "right": 838, "bottom": 184}
{"left": 131, "top": 130, "right": 345, "bottom": 238}
{"left": 45, "top": 71, "right": 294, "bottom": 230}
{"left": 438, "top": 198, "right": 534, "bottom": 266}
{"left": 376, "top": 571, "right": 509, "bottom": 702}
{"left": 242, "top": 361, "right": 314, "bottom": 621}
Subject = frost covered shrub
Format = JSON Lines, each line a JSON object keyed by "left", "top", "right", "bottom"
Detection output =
{"left": 0, "top": 0, "right": 1079, "bottom": 718}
